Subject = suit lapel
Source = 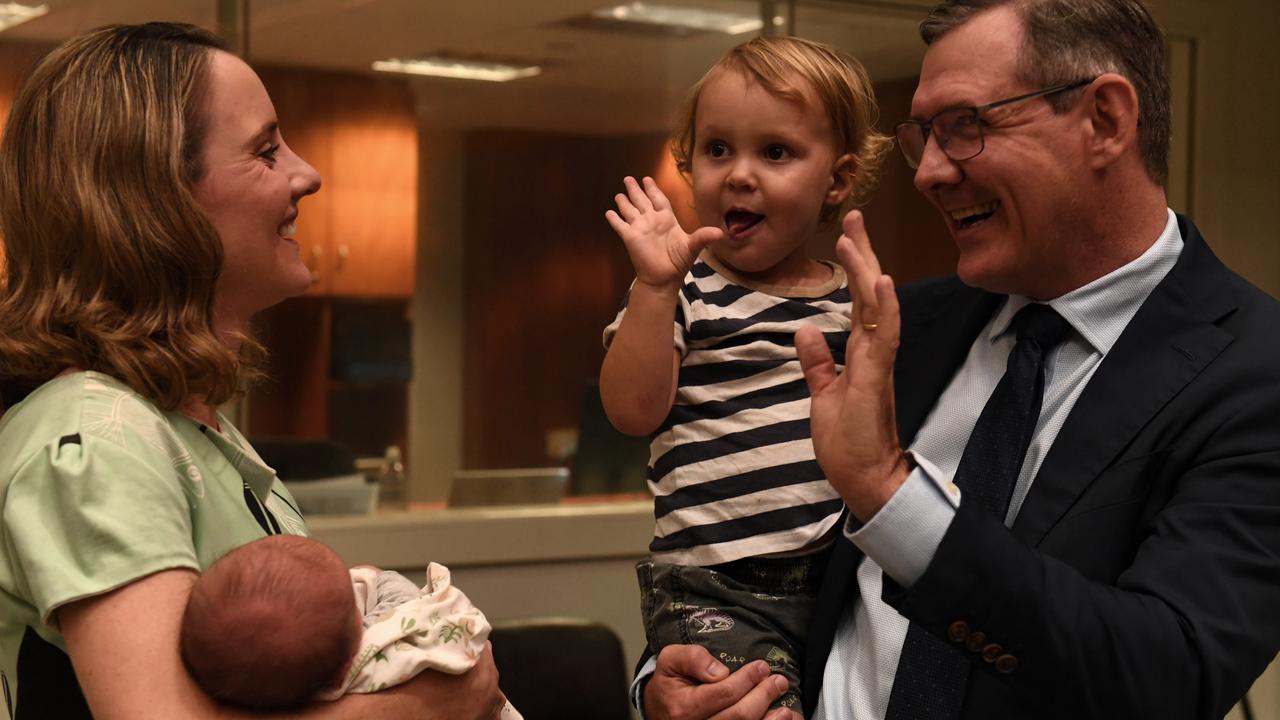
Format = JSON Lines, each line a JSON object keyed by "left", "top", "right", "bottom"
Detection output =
{"left": 1013, "top": 217, "right": 1238, "bottom": 544}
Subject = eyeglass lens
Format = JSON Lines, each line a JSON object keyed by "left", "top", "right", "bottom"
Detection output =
{"left": 896, "top": 108, "right": 985, "bottom": 169}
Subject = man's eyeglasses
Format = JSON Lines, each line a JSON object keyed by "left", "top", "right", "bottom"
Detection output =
{"left": 893, "top": 77, "right": 1096, "bottom": 170}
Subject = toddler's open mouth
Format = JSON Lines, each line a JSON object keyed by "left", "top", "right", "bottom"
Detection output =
{"left": 725, "top": 210, "right": 764, "bottom": 237}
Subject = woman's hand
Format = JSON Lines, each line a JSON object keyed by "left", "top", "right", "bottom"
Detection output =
{"left": 605, "top": 176, "right": 723, "bottom": 292}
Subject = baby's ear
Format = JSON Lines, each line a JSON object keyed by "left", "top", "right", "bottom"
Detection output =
{"left": 827, "top": 153, "right": 858, "bottom": 206}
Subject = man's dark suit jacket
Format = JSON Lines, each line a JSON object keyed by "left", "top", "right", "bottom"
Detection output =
{"left": 802, "top": 215, "right": 1280, "bottom": 719}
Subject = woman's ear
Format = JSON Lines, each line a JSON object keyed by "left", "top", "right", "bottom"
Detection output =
{"left": 1084, "top": 73, "right": 1141, "bottom": 171}
{"left": 827, "top": 153, "right": 858, "bottom": 206}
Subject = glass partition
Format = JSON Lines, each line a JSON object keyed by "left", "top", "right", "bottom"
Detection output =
{"left": 0, "top": 0, "right": 1242, "bottom": 509}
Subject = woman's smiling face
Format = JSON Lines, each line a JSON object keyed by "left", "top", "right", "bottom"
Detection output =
{"left": 192, "top": 50, "right": 321, "bottom": 333}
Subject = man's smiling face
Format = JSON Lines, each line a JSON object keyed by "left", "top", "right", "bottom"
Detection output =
{"left": 910, "top": 5, "right": 1092, "bottom": 299}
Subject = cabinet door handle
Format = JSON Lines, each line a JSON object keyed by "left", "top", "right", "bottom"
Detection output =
{"left": 307, "top": 245, "right": 322, "bottom": 284}
{"left": 337, "top": 244, "right": 349, "bottom": 270}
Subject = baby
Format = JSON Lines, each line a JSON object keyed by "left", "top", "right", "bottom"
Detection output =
{"left": 181, "top": 534, "right": 520, "bottom": 717}
{"left": 600, "top": 36, "right": 891, "bottom": 715}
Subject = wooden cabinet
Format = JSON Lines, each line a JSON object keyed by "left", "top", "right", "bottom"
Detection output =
{"left": 462, "top": 130, "right": 678, "bottom": 468}
{"left": 258, "top": 66, "right": 418, "bottom": 298}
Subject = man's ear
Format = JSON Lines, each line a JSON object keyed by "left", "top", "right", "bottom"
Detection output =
{"left": 827, "top": 153, "right": 858, "bottom": 206}
{"left": 1085, "top": 73, "right": 1141, "bottom": 171}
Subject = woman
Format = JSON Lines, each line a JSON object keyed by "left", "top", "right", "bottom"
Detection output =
{"left": 0, "top": 23, "right": 503, "bottom": 719}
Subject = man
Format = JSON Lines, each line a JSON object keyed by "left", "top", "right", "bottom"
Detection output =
{"left": 638, "top": 1, "right": 1280, "bottom": 718}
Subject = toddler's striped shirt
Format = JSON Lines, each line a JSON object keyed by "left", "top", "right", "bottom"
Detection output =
{"left": 604, "top": 254, "right": 852, "bottom": 566}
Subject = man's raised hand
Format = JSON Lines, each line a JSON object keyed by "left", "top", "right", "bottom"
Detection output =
{"left": 796, "top": 210, "right": 909, "bottom": 522}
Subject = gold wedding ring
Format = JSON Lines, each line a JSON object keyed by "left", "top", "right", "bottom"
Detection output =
{"left": 861, "top": 322, "right": 879, "bottom": 331}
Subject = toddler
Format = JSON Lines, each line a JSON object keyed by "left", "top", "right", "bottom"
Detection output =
{"left": 180, "top": 534, "right": 520, "bottom": 717}
{"left": 600, "top": 36, "right": 891, "bottom": 715}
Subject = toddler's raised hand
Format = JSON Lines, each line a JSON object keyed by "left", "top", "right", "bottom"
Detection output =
{"left": 605, "top": 176, "right": 724, "bottom": 291}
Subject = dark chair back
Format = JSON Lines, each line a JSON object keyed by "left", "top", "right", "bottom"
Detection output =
{"left": 489, "top": 617, "right": 633, "bottom": 720}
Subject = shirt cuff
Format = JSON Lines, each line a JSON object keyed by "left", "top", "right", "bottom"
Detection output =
{"left": 844, "top": 456, "right": 959, "bottom": 587}
{"left": 632, "top": 655, "right": 657, "bottom": 717}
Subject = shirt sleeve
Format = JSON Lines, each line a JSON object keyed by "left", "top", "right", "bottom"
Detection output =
{"left": 845, "top": 454, "right": 960, "bottom": 588}
{"left": 4, "top": 434, "right": 199, "bottom": 626}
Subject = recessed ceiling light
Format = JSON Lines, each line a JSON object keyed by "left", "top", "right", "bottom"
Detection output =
{"left": 590, "top": 2, "right": 763, "bottom": 35}
{"left": 372, "top": 57, "right": 541, "bottom": 83}
{"left": 0, "top": 2, "right": 48, "bottom": 33}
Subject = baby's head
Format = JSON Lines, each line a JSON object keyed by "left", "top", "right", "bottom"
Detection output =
{"left": 181, "top": 535, "right": 361, "bottom": 710}
{"left": 673, "top": 37, "right": 892, "bottom": 236}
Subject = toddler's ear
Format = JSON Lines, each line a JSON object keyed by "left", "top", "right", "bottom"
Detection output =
{"left": 827, "top": 153, "right": 858, "bottom": 206}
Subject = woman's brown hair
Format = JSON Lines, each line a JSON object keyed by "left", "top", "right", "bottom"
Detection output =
{"left": 0, "top": 22, "right": 260, "bottom": 410}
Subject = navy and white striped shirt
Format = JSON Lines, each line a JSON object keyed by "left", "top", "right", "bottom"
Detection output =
{"left": 604, "top": 254, "right": 851, "bottom": 566}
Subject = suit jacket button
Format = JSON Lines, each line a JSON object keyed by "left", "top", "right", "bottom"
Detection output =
{"left": 947, "top": 621, "right": 970, "bottom": 643}
{"left": 995, "top": 654, "right": 1019, "bottom": 674}
{"left": 964, "top": 631, "right": 987, "bottom": 653}
{"left": 981, "top": 643, "right": 1004, "bottom": 662}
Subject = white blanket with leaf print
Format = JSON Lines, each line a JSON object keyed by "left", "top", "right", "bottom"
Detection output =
{"left": 318, "top": 563, "right": 509, "bottom": 704}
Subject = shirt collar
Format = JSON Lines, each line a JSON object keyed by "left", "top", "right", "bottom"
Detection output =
{"left": 987, "top": 208, "right": 1183, "bottom": 354}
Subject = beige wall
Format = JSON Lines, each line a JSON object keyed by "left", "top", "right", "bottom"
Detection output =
{"left": 1156, "top": 0, "right": 1280, "bottom": 298}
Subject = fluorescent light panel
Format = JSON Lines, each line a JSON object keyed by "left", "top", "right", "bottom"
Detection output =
{"left": 372, "top": 57, "right": 541, "bottom": 82}
{"left": 0, "top": 2, "right": 47, "bottom": 32}
{"left": 591, "top": 2, "right": 762, "bottom": 35}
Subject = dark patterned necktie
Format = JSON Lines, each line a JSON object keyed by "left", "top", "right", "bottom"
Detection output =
{"left": 883, "top": 303, "right": 1071, "bottom": 720}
